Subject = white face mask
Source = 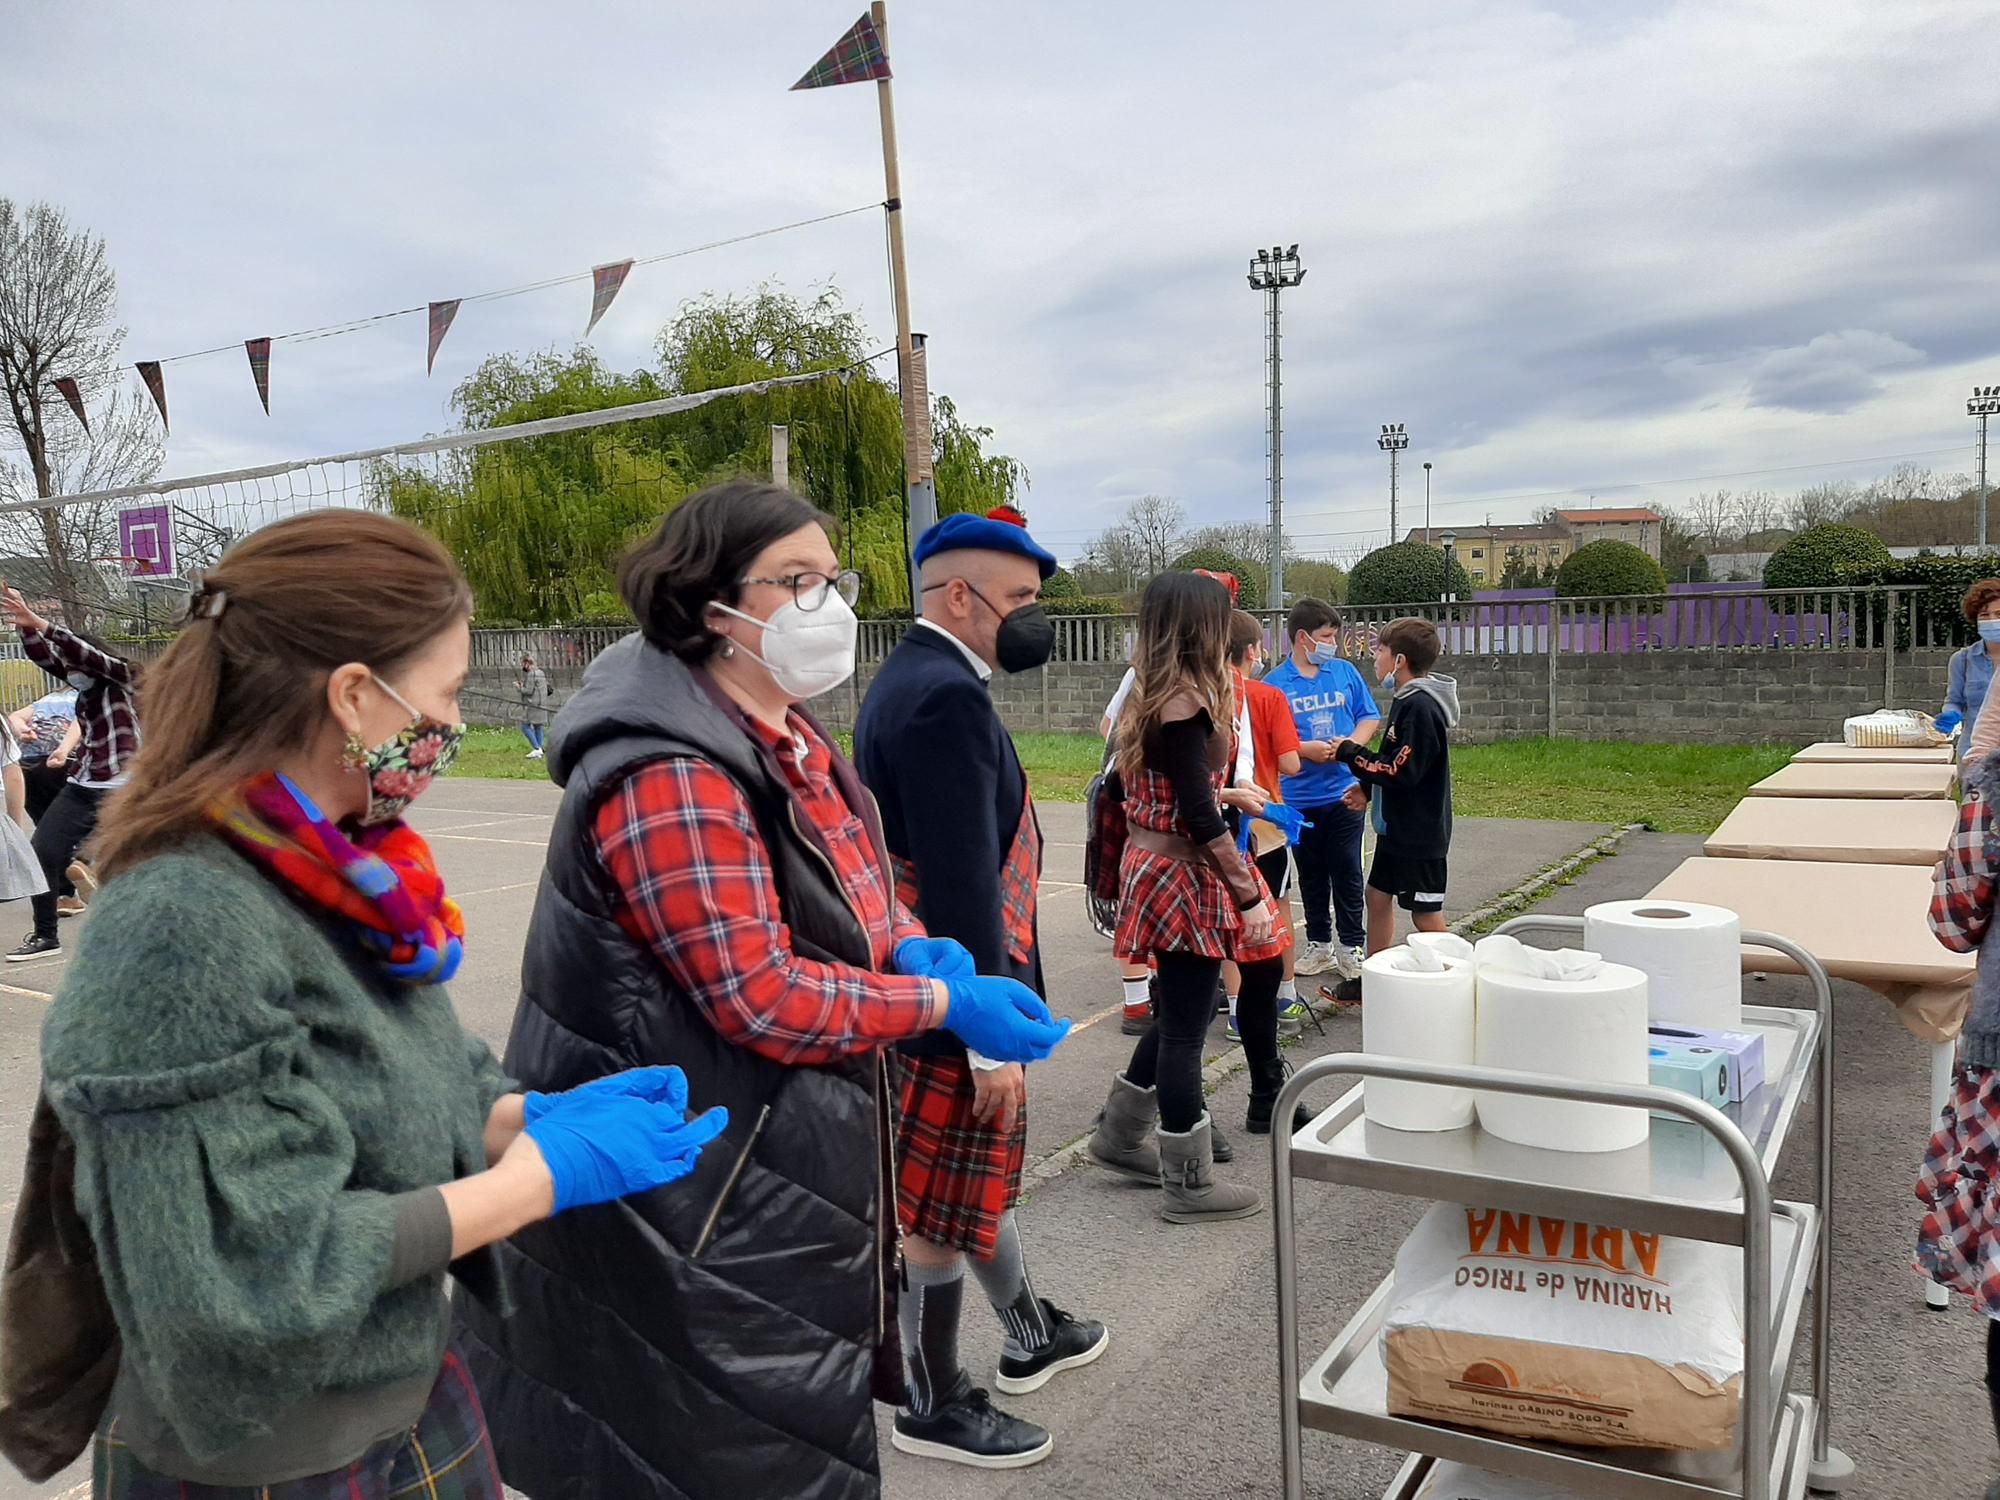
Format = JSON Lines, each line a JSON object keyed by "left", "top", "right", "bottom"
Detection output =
{"left": 711, "top": 592, "right": 859, "bottom": 700}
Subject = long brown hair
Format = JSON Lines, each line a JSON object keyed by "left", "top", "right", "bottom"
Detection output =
{"left": 1114, "top": 571, "right": 1236, "bottom": 779}
{"left": 92, "top": 510, "right": 473, "bottom": 877}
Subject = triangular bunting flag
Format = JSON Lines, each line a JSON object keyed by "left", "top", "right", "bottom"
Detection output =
{"left": 426, "top": 300, "right": 461, "bottom": 375}
{"left": 135, "top": 361, "right": 168, "bottom": 434}
{"left": 50, "top": 377, "right": 89, "bottom": 435}
{"left": 245, "top": 337, "right": 272, "bottom": 414}
{"left": 792, "top": 12, "right": 891, "bottom": 89}
{"left": 586, "top": 260, "right": 633, "bottom": 337}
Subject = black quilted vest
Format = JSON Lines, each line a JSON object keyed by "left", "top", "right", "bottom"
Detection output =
{"left": 456, "top": 635, "right": 901, "bottom": 1500}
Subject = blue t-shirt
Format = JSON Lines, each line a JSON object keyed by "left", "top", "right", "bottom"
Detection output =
{"left": 1264, "top": 655, "right": 1378, "bottom": 807}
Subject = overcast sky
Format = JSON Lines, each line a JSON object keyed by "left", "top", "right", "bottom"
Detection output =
{"left": 5, "top": 0, "right": 1996, "bottom": 564}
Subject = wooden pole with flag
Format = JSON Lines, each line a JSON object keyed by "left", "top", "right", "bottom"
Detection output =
{"left": 794, "top": 4, "right": 936, "bottom": 599}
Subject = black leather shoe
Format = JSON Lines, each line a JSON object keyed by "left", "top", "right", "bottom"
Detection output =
{"left": 994, "top": 1301, "right": 1110, "bottom": 1395}
{"left": 892, "top": 1387, "right": 1053, "bottom": 1469}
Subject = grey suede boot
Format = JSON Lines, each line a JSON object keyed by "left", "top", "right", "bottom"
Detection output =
{"left": 1086, "top": 1073, "right": 1162, "bottom": 1184}
{"left": 1157, "top": 1115, "right": 1262, "bottom": 1224}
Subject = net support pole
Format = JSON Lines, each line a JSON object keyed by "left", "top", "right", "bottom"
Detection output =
{"left": 872, "top": 0, "right": 937, "bottom": 601}
{"left": 771, "top": 424, "right": 790, "bottom": 490}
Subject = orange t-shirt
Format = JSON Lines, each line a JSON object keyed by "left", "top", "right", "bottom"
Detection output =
{"left": 1244, "top": 676, "right": 1302, "bottom": 803}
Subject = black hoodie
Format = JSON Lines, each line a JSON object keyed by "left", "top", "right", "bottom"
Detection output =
{"left": 1335, "top": 674, "right": 1461, "bottom": 859}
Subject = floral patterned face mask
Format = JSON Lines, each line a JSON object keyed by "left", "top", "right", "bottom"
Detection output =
{"left": 359, "top": 673, "right": 466, "bottom": 827}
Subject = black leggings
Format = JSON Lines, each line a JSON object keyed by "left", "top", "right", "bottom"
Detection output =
{"left": 1987, "top": 1318, "right": 2000, "bottom": 1410}
{"left": 1125, "top": 950, "right": 1284, "bottom": 1132}
{"left": 31, "top": 784, "right": 107, "bottom": 939}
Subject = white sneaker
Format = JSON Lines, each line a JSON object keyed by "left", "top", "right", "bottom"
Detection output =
{"left": 1294, "top": 941, "right": 1335, "bottom": 976}
{"left": 528, "top": 748, "right": 545, "bottom": 760}
{"left": 1334, "top": 945, "right": 1365, "bottom": 981}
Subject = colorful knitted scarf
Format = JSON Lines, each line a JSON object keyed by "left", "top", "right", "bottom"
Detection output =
{"left": 212, "top": 771, "right": 465, "bottom": 984}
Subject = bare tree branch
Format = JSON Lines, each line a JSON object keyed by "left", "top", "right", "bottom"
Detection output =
{"left": 0, "top": 199, "right": 161, "bottom": 627}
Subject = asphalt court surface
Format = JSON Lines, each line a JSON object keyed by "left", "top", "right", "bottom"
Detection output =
{"left": 0, "top": 778, "right": 1626, "bottom": 1500}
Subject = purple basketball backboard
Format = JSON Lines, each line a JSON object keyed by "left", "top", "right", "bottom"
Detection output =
{"left": 118, "top": 504, "right": 174, "bottom": 578}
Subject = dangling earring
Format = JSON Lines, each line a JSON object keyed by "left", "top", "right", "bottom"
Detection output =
{"left": 718, "top": 640, "right": 737, "bottom": 659}
{"left": 340, "top": 730, "right": 368, "bottom": 773}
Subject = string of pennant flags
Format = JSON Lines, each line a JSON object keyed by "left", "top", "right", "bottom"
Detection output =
{"left": 41, "top": 12, "right": 892, "bottom": 442}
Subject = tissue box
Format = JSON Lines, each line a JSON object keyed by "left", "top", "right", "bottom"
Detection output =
{"left": 1648, "top": 1042, "right": 1729, "bottom": 1118}
{"left": 1648, "top": 1023, "right": 1766, "bottom": 1102}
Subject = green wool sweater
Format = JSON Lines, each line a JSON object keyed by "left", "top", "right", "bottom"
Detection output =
{"left": 39, "top": 835, "right": 513, "bottom": 1477}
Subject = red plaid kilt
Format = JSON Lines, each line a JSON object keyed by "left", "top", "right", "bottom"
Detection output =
{"left": 1916, "top": 1063, "right": 2000, "bottom": 1313}
{"left": 1113, "top": 844, "right": 1288, "bottom": 965}
{"left": 93, "top": 1342, "right": 502, "bottom": 1499}
{"left": 893, "top": 1051, "right": 1026, "bottom": 1257}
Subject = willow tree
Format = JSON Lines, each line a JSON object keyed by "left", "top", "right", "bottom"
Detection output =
{"left": 382, "top": 286, "right": 1026, "bottom": 622}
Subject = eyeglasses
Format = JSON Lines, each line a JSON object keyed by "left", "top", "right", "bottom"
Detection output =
{"left": 738, "top": 569, "right": 862, "bottom": 612}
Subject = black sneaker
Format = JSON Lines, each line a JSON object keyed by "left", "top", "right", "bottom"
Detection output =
{"left": 891, "top": 1386, "right": 1052, "bottom": 1469}
{"left": 7, "top": 934, "right": 59, "bottom": 962}
{"left": 1320, "top": 977, "right": 1363, "bottom": 1007}
{"left": 994, "top": 1301, "right": 1110, "bottom": 1395}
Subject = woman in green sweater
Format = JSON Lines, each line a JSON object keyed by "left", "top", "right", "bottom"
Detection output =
{"left": 35, "top": 510, "right": 726, "bottom": 1499}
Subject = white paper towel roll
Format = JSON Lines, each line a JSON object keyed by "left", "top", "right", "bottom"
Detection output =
{"left": 1363, "top": 949, "right": 1477, "bottom": 1131}
{"left": 1474, "top": 954, "right": 1650, "bottom": 1153}
{"left": 1583, "top": 900, "right": 1742, "bottom": 1029}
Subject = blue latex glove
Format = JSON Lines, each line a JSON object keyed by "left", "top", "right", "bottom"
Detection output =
{"left": 942, "top": 975, "right": 1071, "bottom": 1063}
{"left": 524, "top": 1070, "right": 730, "bottom": 1214}
{"left": 1937, "top": 709, "right": 1964, "bottom": 735}
{"left": 1262, "top": 802, "right": 1313, "bottom": 846}
{"left": 522, "top": 1064, "right": 691, "bottom": 1126}
{"left": 893, "top": 935, "right": 977, "bottom": 980}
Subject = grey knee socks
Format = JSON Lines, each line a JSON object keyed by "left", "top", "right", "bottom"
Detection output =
{"left": 898, "top": 1256, "right": 968, "bottom": 1416}
{"left": 969, "top": 1211, "right": 1052, "bottom": 1359}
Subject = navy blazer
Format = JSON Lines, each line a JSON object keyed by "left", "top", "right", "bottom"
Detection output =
{"left": 856, "top": 625, "right": 1042, "bottom": 1056}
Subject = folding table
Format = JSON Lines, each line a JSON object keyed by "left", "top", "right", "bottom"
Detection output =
{"left": 1648, "top": 855, "right": 1973, "bottom": 1309}
{"left": 1704, "top": 797, "right": 1957, "bottom": 867}
{"left": 1747, "top": 762, "right": 1957, "bottom": 800}
{"left": 1792, "top": 742, "right": 1955, "bottom": 765}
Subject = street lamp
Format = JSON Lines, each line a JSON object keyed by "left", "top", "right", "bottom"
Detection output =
{"left": 1972, "top": 385, "right": 2000, "bottom": 550}
{"left": 1438, "top": 530, "right": 1457, "bottom": 605}
{"left": 1248, "top": 244, "right": 1305, "bottom": 609}
{"left": 1422, "top": 461, "right": 1433, "bottom": 542}
{"left": 1378, "top": 423, "right": 1410, "bottom": 541}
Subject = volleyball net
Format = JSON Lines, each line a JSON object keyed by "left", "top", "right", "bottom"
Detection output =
{"left": 0, "top": 365, "right": 862, "bottom": 718}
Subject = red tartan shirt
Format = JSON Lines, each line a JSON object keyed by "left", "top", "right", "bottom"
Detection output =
{"left": 1932, "top": 786, "right": 1999, "bottom": 953}
{"left": 593, "top": 710, "right": 943, "bottom": 1067}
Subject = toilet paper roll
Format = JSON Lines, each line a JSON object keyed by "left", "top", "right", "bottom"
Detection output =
{"left": 1474, "top": 957, "right": 1650, "bottom": 1153}
{"left": 1583, "top": 900, "right": 1742, "bottom": 1029}
{"left": 1362, "top": 949, "right": 1477, "bottom": 1131}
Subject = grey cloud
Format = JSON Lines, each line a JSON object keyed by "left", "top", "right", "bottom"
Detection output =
{"left": 1745, "top": 330, "right": 1925, "bottom": 414}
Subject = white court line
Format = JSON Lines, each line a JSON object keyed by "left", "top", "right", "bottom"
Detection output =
{"left": 420, "top": 816, "right": 553, "bottom": 835}
{"left": 453, "top": 880, "right": 541, "bottom": 900}
{"left": 0, "top": 979, "right": 53, "bottom": 1001}
{"left": 430, "top": 832, "right": 552, "bottom": 848}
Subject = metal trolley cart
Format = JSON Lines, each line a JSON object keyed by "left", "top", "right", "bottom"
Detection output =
{"left": 1271, "top": 917, "right": 1855, "bottom": 1500}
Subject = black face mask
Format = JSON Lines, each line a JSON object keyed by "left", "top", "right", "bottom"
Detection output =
{"left": 926, "top": 579, "right": 1057, "bottom": 674}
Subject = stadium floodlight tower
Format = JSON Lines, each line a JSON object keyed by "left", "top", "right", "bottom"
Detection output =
{"left": 1971, "top": 384, "right": 2000, "bottom": 548}
{"left": 1378, "top": 424, "right": 1409, "bottom": 542}
{"left": 1248, "top": 244, "right": 1305, "bottom": 609}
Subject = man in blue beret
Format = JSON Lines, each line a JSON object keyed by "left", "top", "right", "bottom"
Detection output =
{"left": 855, "top": 507, "right": 1107, "bottom": 1470}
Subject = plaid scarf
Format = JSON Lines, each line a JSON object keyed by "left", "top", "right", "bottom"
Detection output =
{"left": 212, "top": 771, "right": 465, "bottom": 984}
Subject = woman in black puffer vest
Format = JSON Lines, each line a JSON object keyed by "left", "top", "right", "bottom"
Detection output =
{"left": 457, "top": 482, "right": 1065, "bottom": 1500}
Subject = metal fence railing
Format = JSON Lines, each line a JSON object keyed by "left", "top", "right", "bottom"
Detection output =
{"left": 852, "top": 585, "right": 1922, "bottom": 666}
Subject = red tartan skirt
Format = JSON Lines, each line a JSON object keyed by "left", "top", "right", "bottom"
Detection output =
{"left": 1916, "top": 1064, "right": 2000, "bottom": 1315}
{"left": 893, "top": 1051, "right": 1026, "bottom": 1258}
{"left": 1113, "top": 842, "right": 1289, "bottom": 965}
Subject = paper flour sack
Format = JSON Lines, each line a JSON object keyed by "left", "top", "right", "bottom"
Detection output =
{"left": 1382, "top": 1202, "right": 1744, "bottom": 1451}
